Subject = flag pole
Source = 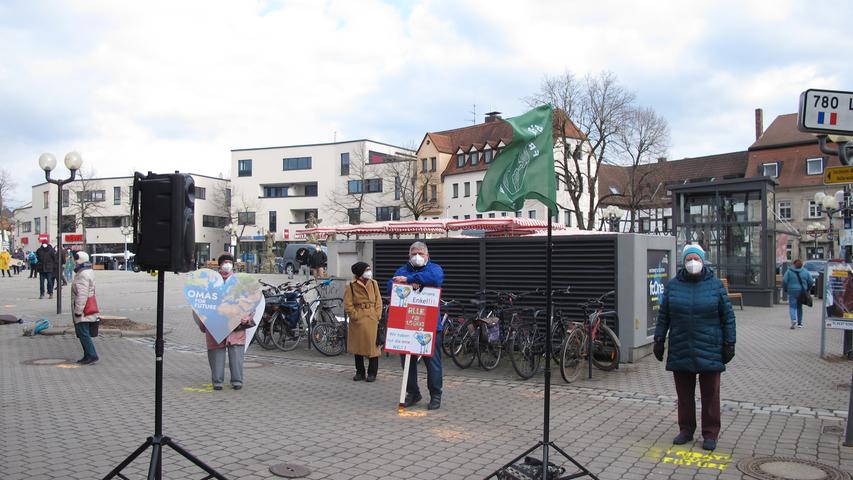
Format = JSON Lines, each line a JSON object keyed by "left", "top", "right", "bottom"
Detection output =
{"left": 542, "top": 210, "right": 553, "bottom": 477}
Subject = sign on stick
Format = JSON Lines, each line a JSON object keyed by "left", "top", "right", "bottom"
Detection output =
{"left": 798, "top": 89, "right": 853, "bottom": 135}
{"left": 384, "top": 283, "right": 441, "bottom": 356}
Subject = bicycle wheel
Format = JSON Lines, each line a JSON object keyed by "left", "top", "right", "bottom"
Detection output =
{"left": 254, "top": 318, "right": 276, "bottom": 350}
{"left": 450, "top": 319, "right": 477, "bottom": 369}
{"left": 560, "top": 329, "right": 584, "bottom": 383}
{"left": 509, "top": 324, "right": 540, "bottom": 380}
{"left": 591, "top": 323, "right": 621, "bottom": 371}
{"left": 477, "top": 323, "right": 502, "bottom": 370}
{"left": 441, "top": 317, "right": 458, "bottom": 357}
{"left": 271, "top": 312, "right": 302, "bottom": 351}
{"left": 311, "top": 310, "right": 346, "bottom": 356}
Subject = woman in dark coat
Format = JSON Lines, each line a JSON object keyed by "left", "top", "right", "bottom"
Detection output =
{"left": 654, "top": 244, "right": 736, "bottom": 451}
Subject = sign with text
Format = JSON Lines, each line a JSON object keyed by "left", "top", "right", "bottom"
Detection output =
{"left": 384, "top": 283, "right": 441, "bottom": 356}
{"left": 798, "top": 89, "right": 853, "bottom": 135}
{"left": 647, "top": 250, "right": 670, "bottom": 337}
{"left": 63, "top": 234, "right": 84, "bottom": 243}
{"left": 823, "top": 262, "right": 853, "bottom": 330}
{"left": 824, "top": 166, "right": 853, "bottom": 184}
{"left": 37, "top": 233, "right": 49, "bottom": 243}
{"left": 184, "top": 269, "right": 266, "bottom": 343}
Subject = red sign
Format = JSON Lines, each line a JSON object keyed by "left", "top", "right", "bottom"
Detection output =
{"left": 384, "top": 284, "right": 441, "bottom": 357}
{"left": 64, "top": 234, "right": 84, "bottom": 243}
{"left": 37, "top": 233, "right": 49, "bottom": 243}
{"left": 21, "top": 237, "right": 28, "bottom": 245}
{"left": 283, "top": 228, "right": 290, "bottom": 239}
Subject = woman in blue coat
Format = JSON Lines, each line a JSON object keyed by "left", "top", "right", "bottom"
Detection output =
{"left": 654, "top": 244, "right": 736, "bottom": 451}
{"left": 781, "top": 259, "right": 814, "bottom": 329}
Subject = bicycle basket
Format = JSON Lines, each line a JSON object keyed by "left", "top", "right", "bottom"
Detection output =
{"left": 284, "top": 291, "right": 301, "bottom": 302}
{"left": 483, "top": 316, "right": 500, "bottom": 343}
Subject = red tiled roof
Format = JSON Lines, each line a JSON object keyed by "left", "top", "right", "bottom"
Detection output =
{"left": 750, "top": 113, "right": 817, "bottom": 150}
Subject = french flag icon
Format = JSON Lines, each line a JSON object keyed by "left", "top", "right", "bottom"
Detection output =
{"left": 818, "top": 111, "right": 838, "bottom": 125}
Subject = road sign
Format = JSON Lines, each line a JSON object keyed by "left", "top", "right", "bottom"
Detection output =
{"left": 825, "top": 166, "right": 853, "bottom": 184}
{"left": 798, "top": 89, "right": 853, "bottom": 135}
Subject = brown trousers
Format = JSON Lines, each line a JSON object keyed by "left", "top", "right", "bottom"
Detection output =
{"left": 673, "top": 371, "right": 721, "bottom": 440}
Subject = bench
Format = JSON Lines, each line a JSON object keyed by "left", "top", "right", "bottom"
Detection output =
{"left": 720, "top": 278, "right": 744, "bottom": 310}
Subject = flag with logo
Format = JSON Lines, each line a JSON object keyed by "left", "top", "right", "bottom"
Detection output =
{"left": 475, "top": 104, "right": 558, "bottom": 214}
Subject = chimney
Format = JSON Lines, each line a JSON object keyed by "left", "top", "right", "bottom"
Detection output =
{"left": 657, "top": 156, "right": 667, "bottom": 163}
{"left": 755, "top": 108, "right": 764, "bottom": 141}
{"left": 485, "top": 111, "right": 502, "bottom": 123}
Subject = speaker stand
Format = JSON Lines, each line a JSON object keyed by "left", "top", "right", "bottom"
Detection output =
{"left": 103, "top": 271, "right": 227, "bottom": 480}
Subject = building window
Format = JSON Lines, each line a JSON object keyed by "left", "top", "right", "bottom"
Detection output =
{"left": 304, "top": 184, "right": 318, "bottom": 197}
{"left": 20, "top": 221, "right": 32, "bottom": 233}
{"left": 457, "top": 154, "right": 465, "bottom": 168}
{"left": 430, "top": 184, "right": 437, "bottom": 201}
{"left": 238, "top": 159, "right": 252, "bottom": 177}
{"left": 365, "top": 178, "right": 383, "bottom": 193}
{"left": 464, "top": 182, "right": 470, "bottom": 197}
{"left": 268, "top": 211, "right": 277, "bottom": 233}
{"left": 202, "top": 215, "right": 229, "bottom": 228}
{"left": 394, "top": 176, "right": 401, "bottom": 200}
{"left": 807, "top": 200, "right": 822, "bottom": 218}
{"left": 348, "top": 180, "right": 363, "bottom": 194}
{"left": 421, "top": 158, "right": 428, "bottom": 172}
{"left": 77, "top": 190, "right": 105, "bottom": 202}
{"left": 237, "top": 211, "right": 256, "bottom": 225}
{"left": 488, "top": 213, "right": 495, "bottom": 218}
{"left": 501, "top": 212, "right": 507, "bottom": 217}
{"left": 484, "top": 150, "right": 493, "bottom": 164}
{"left": 340, "top": 152, "right": 350, "bottom": 176}
{"left": 806, "top": 158, "right": 824, "bottom": 175}
{"left": 452, "top": 183, "right": 459, "bottom": 198}
{"left": 368, "top": 151, "right": 392, "bottom": 164}
{"left": 195, "top": 187, "right": 205, "bottom": 200}
{"left": 43, "top": 191, "right": 49, "bottom": 208}
{"left": 777, "top": 200, "right": 792, "bottom": 220}
{"left": 452, "top": 215, "right": 458, "bottom": 220}
{"left": 83, "top": 216, "right": 131, "bottom": 228}
{"left": 528, "top": 210, "right": 536, "bottom": 219}
{"left": 347, "top": 208, "right": 361, "bottom": 224}
{"left": 564, "top": 211, "right": 572, "bottom": 227}
{"left": 470, "top": 151, "right": 479, "bottom": 166}
{"left": 476, "top": 180, "right": 482, "bottom": 196}
{"left": 430, "top": 157, "right": 437, "bottom": 171}
{"left": 225, "top": 188, "right": 231, "bottom": 208}
{"left": 113, "top": 186, "right": 121, "bottom": 205}
{"left": 421, "top": 184, "right": 428, "bottom": 202}
{"left": 263, "top": 186, "right": 289, "bottom": 198}
{"left": 464, "top": 214, "right": 470, "bottom": 219}
{"left": 761, "top": 162, "right": 779, "bottom": 178}
{"left": 34, "top": 217, "right": 41, "bottom": 234}
{"left": 283, "top": 157, "right": 312, "bottom": 170}
{"left": 476, "top": 213, "right": 483, "bottom": 219}
{"left": 515, "top": 211, "right": 521, "bottom": 217}
{"left": 376, "top": 206, "right": 400, "bottom": 221}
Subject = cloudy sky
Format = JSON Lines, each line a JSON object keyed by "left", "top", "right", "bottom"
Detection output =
{"left": 1, "top": 0, "right": 850, "bottom": 206}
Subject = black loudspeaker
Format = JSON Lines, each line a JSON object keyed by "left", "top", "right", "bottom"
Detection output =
{"left": 132, "top": 172, "right": 195, "bottom": 273}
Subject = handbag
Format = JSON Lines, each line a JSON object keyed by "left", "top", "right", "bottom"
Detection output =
{"left": 83, "top": 285, "right": 100, "bottom": 316}
{"left": 796, "top": 271, "right": 813, "bottom": 308}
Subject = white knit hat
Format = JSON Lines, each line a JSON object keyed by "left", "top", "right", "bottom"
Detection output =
{"left": 74, "top": 251, "right": 90, "bottom": 264}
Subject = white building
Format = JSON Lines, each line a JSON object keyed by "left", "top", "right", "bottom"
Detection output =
{"left": 12, "top": 173, "right": 230, "bottom": 266}
{"left": 228, "top": 139, "right": 415, "bottom": 255}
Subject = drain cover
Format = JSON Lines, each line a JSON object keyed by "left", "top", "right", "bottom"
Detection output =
{"left": 25, "top": 358, "right": 71, "bottom": 366}
{"left": 737, "top": 456, "right": 850, "bottom": 480}
{"left": 269, "top": 463, "right": 310, "bottom": 478}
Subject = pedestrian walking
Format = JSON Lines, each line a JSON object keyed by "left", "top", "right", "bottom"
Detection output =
{"left": 27, "top": 250, "right": 38, "bottom": 278}
{"left": 344, "top": 261, "right": 382, "bottom": 382}
{"left": 71, "top": 251, "right": 99, "bottom": 365}
{"left": 12, "top": 248, "right": 25, "bottom": 275}
{"left": 309, "top": 244, "right": 327, "bottom": 278}
{"left": 295, "top": 246, "right": 311, "bottom": 278}
{"left": 389, "top": 241, "right": 445, "bottom": 410}
{"left": 64, "top": 250, "right": 75, "bottom": 283}
{"left": 782, "top": 259, "right": 814, "bottom": 329}
{"left": 653, "top": 244, "right": 736, "bottom": 451}
{"left": 197, "top": 253, "right": 251, "bottom": 391}
{"left": 36, "top": 241, "right": 58, "bottom": 299}
{"left": 0, "top": 249, "right": 11, "bottom": 277}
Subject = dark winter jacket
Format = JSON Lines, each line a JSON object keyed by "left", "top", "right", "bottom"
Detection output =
{"left": 387, "top": 260, "right": 445, "bottom": 330}
{"left": 35, "top": 245, "right": 58, "bottom": 273}
{"left": 654, "top": 267, "right": 737, "bottom": 373}
{"left": 782, "top": 267, "right": 814, "bottom": 301}
{"left": 309, "top": 250, "right": 327, "bottom": 269}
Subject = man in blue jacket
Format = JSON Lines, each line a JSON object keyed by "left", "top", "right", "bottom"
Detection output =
{"left": 388, "top": 241, "right": 445, "bottom": 410}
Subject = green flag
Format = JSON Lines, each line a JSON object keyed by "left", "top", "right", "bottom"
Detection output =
{"left": 475, "top": 104, "right": 558, "bottom": 214}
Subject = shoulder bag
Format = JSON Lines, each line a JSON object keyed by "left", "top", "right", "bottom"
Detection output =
{"left": 83, "top": 285, "right": 100, "bottom": 316}
{"left": 796, "top": 272, "right": 813, "bottom": 308}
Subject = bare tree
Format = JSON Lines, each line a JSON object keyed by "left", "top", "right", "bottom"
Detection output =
{"left": 614, "top": 106, "right": 670, "bottom": 232}
{"left": 65, "top": 168, "right": 107, "bottom": 249}
{"left": 0, "top": 169, "right": 16, "bottom": 248}
{"left": 382, "top": 153, "right": 435, "bottom": 220}
{"left": 324, "top": 149, "right": 376, "bottom": 224}
{"left": 211, "top": 182, "right": 255, "bottom": 260}
{"left": 526, "top": 71, "right": 635, "bottom": 229}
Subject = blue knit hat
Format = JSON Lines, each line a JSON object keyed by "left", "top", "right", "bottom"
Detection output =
{"left": 682, "top": 244, "right": 705, "bottom": 262}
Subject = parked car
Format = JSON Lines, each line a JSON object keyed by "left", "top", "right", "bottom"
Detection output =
{"left": 802, "top": 260, "right": 826, "bottom": 294}
{"left": 280, "top": 243, "right": 326, "bottom": 275}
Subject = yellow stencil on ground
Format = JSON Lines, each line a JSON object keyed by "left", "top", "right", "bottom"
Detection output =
{"left": 182, "top": 384, "right": 214, "bottom": 393}
{"left": 397, "top": 410, "right": 427, "bottom": 417}
{"left": 645, "top": 446, "right": 732, "bottom": 471}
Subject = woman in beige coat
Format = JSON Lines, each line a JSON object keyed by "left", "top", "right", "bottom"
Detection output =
{"left": 344, "top": 261, "right": 383, "bottom": 382}
{"left": 71, "top": 251, "right": 99, "bottom": 365}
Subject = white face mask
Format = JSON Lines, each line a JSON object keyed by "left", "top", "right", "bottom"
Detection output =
{"left": 410, "top": 254, "right": 426, "bottom": 267}
{"left": 685, "top": 259, "right": 703, "bottom": 275}
{"left": 361, "top": 270, "right": 373, "bottom": 280}
{"left": 221, "top": 263, "right": 234, "bottom": 273}
{"left": 41, "top": 243, "right": 47, "bottom": 248}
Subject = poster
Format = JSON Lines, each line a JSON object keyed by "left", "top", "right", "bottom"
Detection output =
{"left": 184, "top": 269, "right": 266, "bottom": 343}
{"left": 824, "top": 262, "right": 853, "bottom": 330}
{"left": 647, "top": 250, "right": 670, "bottom": 337}
{"left": 384, "top": 283, "right": 441, "bottom": 356}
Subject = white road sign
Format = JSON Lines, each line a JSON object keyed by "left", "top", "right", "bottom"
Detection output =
{"left": 798, "top": 89, "right": 853, "bottom": 135}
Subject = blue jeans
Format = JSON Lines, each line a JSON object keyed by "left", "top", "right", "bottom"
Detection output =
{"left": 788, "top": 298, "right": 803, "bottom": 325}
{"left": 39, "top": 271, "right": 54, "bottom": 296}
{"left": 400, "top": 330, "right": 443, "bottom": 398}
{"left": 75, "top": 322, "right": 98, "bottom": 360}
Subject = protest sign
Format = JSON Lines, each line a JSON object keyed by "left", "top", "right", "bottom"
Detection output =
{"left": 384, "top": 283, "right": 441, "bottom": 356}
{"left": 824, "top": 262, "right": 853, "bottom": 330}
{"left": 184, "top": 269, "right": 265, "bottom": 343}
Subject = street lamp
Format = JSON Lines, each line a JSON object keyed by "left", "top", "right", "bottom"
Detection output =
{"left": 39, "top": 151, "right": 83, "bottom": 314}
{"left": 815, "top": 191, "right": 846, "bottom": 259}
{"left": 119, "top": 225, "right": 132, "bottom": 271}
{"left": 805, "top": 221, "right": 827, "bottom": 259}
{"left": 603, "top": 205, "right": 622, "bottom": 232}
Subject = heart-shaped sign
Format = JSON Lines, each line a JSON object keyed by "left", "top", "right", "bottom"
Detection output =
{"left": 184, "top": 269, "right": 265, "bottom": 344}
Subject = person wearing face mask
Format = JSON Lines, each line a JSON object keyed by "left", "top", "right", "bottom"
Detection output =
{"left": 653, "top": 244, "right": 736, "bottom": 451}
{"left": 388, "top": 241, "right": 445, "bottom": 410}
{"left": 309, "top": 244, "right": 327, "bottom": 278}
{"left": 344, "top": 261, "right": 383, "bottom": 382}
{"left": 71, "top": 251, "right": 99, "bottom": 365}
{"left": 196, "top": 253, "right": 251, "bottom": 391}
{"left": 35, "top": 242, "right": 58, "bottom": 299}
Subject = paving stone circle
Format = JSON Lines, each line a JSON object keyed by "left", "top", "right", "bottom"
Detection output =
{"left": 268, "top": 462, "right": 311, "bottom": 478}
{"left": 737, "top": 456, "right": 851, "bottom": 480}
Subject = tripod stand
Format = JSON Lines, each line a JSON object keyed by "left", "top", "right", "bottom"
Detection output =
{"left": 103, "top": 271, "right": 227, "bottom": 480}
{"left": 486, "top": 215, "right": 600, "bottom": 480}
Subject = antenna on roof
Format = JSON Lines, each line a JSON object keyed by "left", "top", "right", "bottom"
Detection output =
{"left": 334, "top": 131, "right": 337, "bottom": 143}
{"left": 469, "top": 104, "right": 476, "bottom": 124}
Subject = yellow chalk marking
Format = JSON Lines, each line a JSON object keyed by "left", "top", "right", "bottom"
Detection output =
{"left": 182, "top": 384, "right": 214, "bottom": 393}
{"left": 398, "top": 410, "right": 427, "bottom": 417}
{"left": 647, "top": 446, "right": 731, "bottom": 472}
{"left": 56, "top": 364, "right": 80, "bottom": 369}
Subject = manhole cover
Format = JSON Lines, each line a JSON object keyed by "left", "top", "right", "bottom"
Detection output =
{"left": 269, "top": 463, "right": 310, "bottom": 478}
{"left": 24, "top": 358, "right": 71, "bottom": 366}
{"left": 737, "top": 456, "right": 850, "bottom": 480}
{"left": 823, "top": 425, "right": 845, "bottom": 435}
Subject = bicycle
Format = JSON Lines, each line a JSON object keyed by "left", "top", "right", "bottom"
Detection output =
{"left": 253, "top": 280, "right": 292, "bottom": 350}
{"left": 507, "top": 287, "right": 571, "bottom": 380}
{"left": 267, "top": 279, "right": 346, "bottom": 355}
{"left": 438, "top": 299, "right": 464, "bottom": 357}
{"left": 559, "top": 290, "right": 622, "bottom": 383}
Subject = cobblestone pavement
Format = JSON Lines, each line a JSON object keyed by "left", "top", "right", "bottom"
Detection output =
{"left": 1, "top": 271, "right": 852, "bottom": 479}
